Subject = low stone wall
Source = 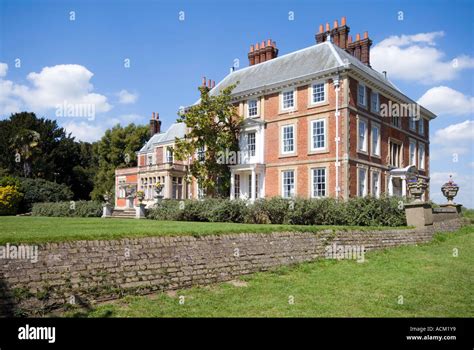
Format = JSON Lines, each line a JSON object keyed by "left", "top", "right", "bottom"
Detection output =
{"left": 0, "top": 218, "right": 464, "bottom": 316}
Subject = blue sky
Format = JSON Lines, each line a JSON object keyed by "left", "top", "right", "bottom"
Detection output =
{"left": 0, "top": 0, "right": 473, "bottom": 206}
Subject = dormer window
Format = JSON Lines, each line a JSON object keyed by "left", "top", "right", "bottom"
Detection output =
{"left": 147, "top": 154, "right": 153, "bottom": 165}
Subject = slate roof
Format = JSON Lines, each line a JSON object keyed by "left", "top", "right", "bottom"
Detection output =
{"left": 138, "top": 122, "right": 186, "bottom": 153}
{"left": 207, "top": 40, "right": 399, "bottom": 98}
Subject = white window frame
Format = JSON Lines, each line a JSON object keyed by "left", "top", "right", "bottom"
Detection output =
{"left": 166, "top": 147, "right": 173, "bottom": 163}
{"left": 310, "top": 81, "right": 327, "bottom": 105}
{"left": 357, "top": 83, "right": 366, "bottom": 107}
{"left": 370, "top": 91, "right": 379, "bottom": 113}
{"left": 418, "top": 143, "right": 425, "bottom": 170}
{"left": 281, "top": 88, "right": 296, "bottom": 111}
{"left": 281, "top": 170, "right": 295, "bottom": 198}
{"left": 370, "top": 170, "right": 381, "bottom": 198}
{"left": 247, "top": 99, "right": 258, "bottom": 118}
{"left": 357, "top": 117, "right": 368, "bottom": 153}
{"left": 281, "top": 124, "right": 295, "bottom": 155}
{"left": 247, "top": 132, "right": 256, "bottom": 157}
{"left": 310, "top": 118, "right": 326, "bottom": 152}
{"left": 370, "top": 123, "right": 381, "bottom": 157}
{"left": 234, "top": 174, "right": 240, "bottom": 199}
{"left": 409, "top": 139, "right": 417, "bottom": 166}
{"left": 147, "top": 153, "right": 154, "bottom": 166}
{"left": 311, "top": 167, "right": 327, "bottom": 198}
{"left": 357, "top": 167, "right": 368, "bottom": 197}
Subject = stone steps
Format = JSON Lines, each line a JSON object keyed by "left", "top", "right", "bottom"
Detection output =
{"left": 109, "top": 209, "right": 136, "bottom": 219}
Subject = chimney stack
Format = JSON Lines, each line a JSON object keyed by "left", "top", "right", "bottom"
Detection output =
{"left": 149, "top": 112, "right": 162, "bottom": 136}
{"left": 315, "top": 16, "right": 372, "bottom": 66}
{"left": 248, "top": 39, "right": 278, "bottom": 66}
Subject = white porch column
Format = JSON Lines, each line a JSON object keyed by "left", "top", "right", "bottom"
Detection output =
{"left": 251, "top": 168, "right": 256, "bottom": 201}
{"left": 388, "top": 175, "right": 393, "bottom": 196}
{"left": 165, "top": 175, "right": 172, "bottom": 199}
{"left": 230, "top": 169, "right": 235, "bottom": 200}
{"left": 402, "top": 177, "right": 407, "bottom": 197}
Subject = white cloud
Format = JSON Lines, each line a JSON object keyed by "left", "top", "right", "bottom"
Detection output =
{"left": 117, "top": 89, "right": 138, "bottom": 104}
{"left": 0, "top": 62, "right": 7, "bottom": 78}
{"left": 433, "top": 120, "right": 474, "bottom": 144}
{"left": 371, "top": 31, "right": 474, "bottom": 84}
{"left": 0, "top": 64, "right": 112, "bottom": 117}
{"left": 431, "top": 120, "right": 474, "bottom": 163}
{"left": 62, "top": 121, "right": 105, "bottom": 143}
{"left": 418, "top": 86, "right": 474, "bottom": 116}
{"left": 63, "top": 114, "right": 146, "bottom": 142}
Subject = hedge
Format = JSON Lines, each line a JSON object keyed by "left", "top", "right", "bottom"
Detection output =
{"left": 31, "top": 201, "right": 102, "bottom": 217}
{"left": 147, "top": 196, "right": 406, "bottom": 227}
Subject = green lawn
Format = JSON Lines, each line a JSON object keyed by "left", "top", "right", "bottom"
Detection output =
{"left": 0, "top": 216, "right": 405, "bottom": 244}
{"left": 64, "top": 225, "right": 474, "bottom": 318}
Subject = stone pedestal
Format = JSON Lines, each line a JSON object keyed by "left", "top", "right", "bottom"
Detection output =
{"left": 405, "top": 202, "right": 433, "bottom": 228}
{"left": 135, "top": 204, "right": 146, "bottom": 219}
{"left": 102, "top": 203, "right": 113, "bottom": 218}
{"left": 439, "top": 203, "right": 462, "bottom": 214}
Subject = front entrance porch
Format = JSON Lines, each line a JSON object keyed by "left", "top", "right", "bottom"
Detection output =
{"left": 387, "top": 165, "right": 420, "bottom": 198}
{"left": 230, "top": 164, "right": 265, "bottom": 201}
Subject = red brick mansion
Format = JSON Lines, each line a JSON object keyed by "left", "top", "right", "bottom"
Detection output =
{"left": 115, "top": 17, "right": 435, "bottom": 209}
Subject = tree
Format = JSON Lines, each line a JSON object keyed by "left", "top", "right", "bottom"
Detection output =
{"left": 91, "top": 123, "right": 149, "bottom": 200}
{"left": 0, "top": 112, "right": 96, "bottom": 199}
{"left": 174, "top": 83, "right": 242, "bottom": 197}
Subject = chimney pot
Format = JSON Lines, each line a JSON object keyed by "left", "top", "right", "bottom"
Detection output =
{"left": 356, "top": 33, "right": 360, "bottom": 41}
{"left": 152, "top": 112, "right": 155, "bottom": 119}
{"left": 250, "top": 45, "right": 254, "bottom": 52}
{"left": 261, "top": 41, "right": 265, "bottom": 48}
{"left": 341, "top": 16, "right": 346, "bottom": 26}
{"left": 156, "top": 112, "right": 159, "bottom": 119}
{"left": 255, "top": 43, "right": 259, "bottom": 50}
{"left": 267, "top": 39, "right": 272, "bottom": 46}
{"left": 334, "top": 20, "right": 338, "bottom": 28}
{"left": 208, "top": 79, "right": 212, "bottom": 88}
{"left": 326, "top": 22, "right": 330, "bottom": 31}
{"left": 319, "top": 24, "right": 324, "bottom": 33}
{"left": 364, "top": 31, "right": 368, "bottom": 39}
{"left": 202, "top": 77, "right": 206, "bottom": 86}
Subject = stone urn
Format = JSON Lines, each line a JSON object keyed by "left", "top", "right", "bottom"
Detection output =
{"left": 407, "top": 178, "right": 427, "bottom": 203}
{"left": 441, "top": 175, "right": 459, "bottom": 205}
{"left": 154, "top": 182, "right": 164, "bottom": 203}
{"left": 136, "top": 190, "right": 145, "bottom": 204}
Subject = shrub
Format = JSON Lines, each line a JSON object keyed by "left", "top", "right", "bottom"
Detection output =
{"left": 244, "top": 197, "right": 290, "bottom": 224}
{"left": 209, "top": 199, "right": 248, "bottom": 223}
{"left": 0, "top": 185, "right": 23, "bottom": 215}
{"left": 147, "top": 196, "right": 406, "bottom": 227}
{"left": 0, "top": 176, "right": 21, "bottom": 188}
{"left": 31, "top": 201, "right": 102, "bottom": 217}
{"left": 342, "top": 196, "right": 406, "bottom": 226}
{"left": 19, "top": 178, "right": 73, "bottom": 212}
{"left": 147, "top": 200, "right": 183, "bottom": 221}
{"left": 243, "top": 199, "right": 270, "bottom": 224}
